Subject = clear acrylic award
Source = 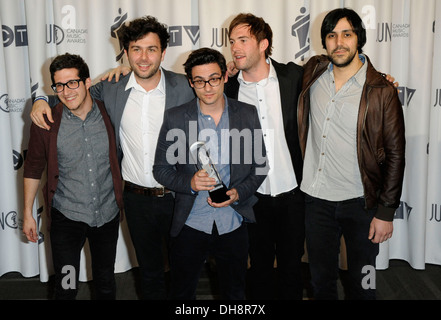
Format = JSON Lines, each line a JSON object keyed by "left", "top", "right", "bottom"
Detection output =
{"left": 189, "top": 141, "right": 230, "bottom": 203}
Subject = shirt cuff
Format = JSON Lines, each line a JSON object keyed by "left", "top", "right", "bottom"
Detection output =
{"left": 33, "top": 95, "right": 48, "bottom": 103}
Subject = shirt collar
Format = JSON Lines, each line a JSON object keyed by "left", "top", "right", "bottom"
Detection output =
{"left": 197, "top": 94, "right": 229, "bottom": 118}
{"left": 328, "top": 54, "right": 367, "bottom": 87}
{"left": 63, "top": 98, "right": 97, "bottom": 119}
{"left": 237, "top": 58, "right": 277, "bottom": 85}
{"left": 125, "top": 67, "right": 166, "bottom": 94}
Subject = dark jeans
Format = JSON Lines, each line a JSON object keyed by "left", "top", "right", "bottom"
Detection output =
{"left": 123, "top": 190, "right": 174, "bottom": 300}
{"left": 49, "top": 207, "right": 119, "bottom": 300}
{"left": 247, "top": 188, "right": 305, "bottom": 299}
{"left": 305, "top": 195, "right": 379, "bottom": 300}
{"left": 169, "top": 223, "right": 249, "bottom": 300}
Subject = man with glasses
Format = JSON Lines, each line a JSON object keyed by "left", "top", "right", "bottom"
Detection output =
{"left": 23, "top": 53, "right": 123, "bottom": 299}
{"left": 153, "top": 48, "right": 268, "bottom": 299}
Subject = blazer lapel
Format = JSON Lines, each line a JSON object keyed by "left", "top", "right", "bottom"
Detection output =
{"left": 164, "top": 69, "right": 182, "bottom": 110}
{"left": 271, "top": 59, "right": 293, "bottom": 136}
{"left": 184, "top": 101, "right": 199, "bottom": 168}
{"left": 113, "top": 75, "right": 131, "bottom": 135}
{"left": 227, "top": 98, "right": 240, "bottom": 187}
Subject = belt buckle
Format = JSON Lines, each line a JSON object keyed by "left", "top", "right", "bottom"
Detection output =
{"left": 157, "top": 187, "right": 165, "bottom": 197}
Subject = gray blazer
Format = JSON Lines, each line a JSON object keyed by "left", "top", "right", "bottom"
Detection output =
{"left": 90, "top": 69, "right": 195, "bottom": 163}
{"left": 153, "top": 97, "right": 268, "bottom": 237}
{"left": 49, "top": 69, "right": 195, "bottom": 163}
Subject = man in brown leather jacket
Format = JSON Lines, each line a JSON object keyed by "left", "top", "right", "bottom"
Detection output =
{"left": 298, "top": 8, "right": 405, "bottom": 299}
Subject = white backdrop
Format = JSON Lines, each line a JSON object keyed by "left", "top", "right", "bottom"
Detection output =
{"left": 1, "top": 0, "right": 440, "bottom": 283}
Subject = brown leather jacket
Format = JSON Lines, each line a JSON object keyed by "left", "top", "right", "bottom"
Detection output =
{"left": 298, "top": 55, "right": 405, "bottom": 221}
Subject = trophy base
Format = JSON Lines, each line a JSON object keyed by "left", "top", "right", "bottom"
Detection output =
{"left": 209, "top": 183, "right": 230, "bottom": 203}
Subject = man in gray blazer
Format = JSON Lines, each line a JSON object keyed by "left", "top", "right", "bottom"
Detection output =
{"left": 153, "top": 48, "right": 268, "bottom": 299}
{"left": 30, "top": 16, "right": 195, "bottom": 300}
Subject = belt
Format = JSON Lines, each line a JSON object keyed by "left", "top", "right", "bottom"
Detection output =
{"left": 257, "top": 187, "right": 299, "bottom": 198}
{"left": 124, "top": 181, "right": 170, "bottom": 197}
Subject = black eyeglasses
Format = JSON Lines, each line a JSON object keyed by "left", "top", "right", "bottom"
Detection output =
{"left": 191, "top": 77, "right": 223, "bottom": 89}
{"left": 51, "top": 79, "right": 85, "bottom": 93}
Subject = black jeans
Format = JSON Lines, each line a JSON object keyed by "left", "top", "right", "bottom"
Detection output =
{"left": 305, "top": 195, "right": 379, "bottom": 300}
{"left": 123, "top": 190, "right": 174, "bottom": 300}
{"left": 169, "top": 223, "right": 249, "bottom": 300}
{"left": 247, "top": 188, "right": 305, "bottom": 299}
{"left": 50, "top": 207, "right": 119, "bottom": 300}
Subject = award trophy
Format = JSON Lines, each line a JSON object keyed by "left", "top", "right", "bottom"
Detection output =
{"left": 189, "top": 141, "right": 230, "bottom": 203}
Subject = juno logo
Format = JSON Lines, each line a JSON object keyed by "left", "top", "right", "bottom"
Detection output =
{"left": 430, "top": 204, "right": 441, "bottom": 222}
{"left": 111, "top": 8, "right": 128, "bottom": 63}
{"left": 433, "top": 89, "right": 441, "bottom": 107}
{"left": 46, "top": 24, "right": 64, "bottom": 45}
{"left": 291, "top": 7, "right": 310, "bottom": 61}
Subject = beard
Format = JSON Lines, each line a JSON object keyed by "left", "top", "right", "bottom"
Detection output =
{"left": 133, "top": 63, "right": 160, "bottom": 80}
{"left": 329, "top": 47, "right": 358, "bottom": 68}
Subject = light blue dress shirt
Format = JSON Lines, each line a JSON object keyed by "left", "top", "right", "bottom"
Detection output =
{"left": 185, "top": 96, "right": 243, "bottom": 235}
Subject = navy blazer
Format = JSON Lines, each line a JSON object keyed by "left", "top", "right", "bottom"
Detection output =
{"left": 153, "top": 97, "right": 268, "bottom": 237}
{"left": 224, "top": 59, "right": 304, "bottom": 185}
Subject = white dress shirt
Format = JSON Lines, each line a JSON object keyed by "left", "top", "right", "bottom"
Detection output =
{"left": 120, "top": 69, "right": 166, "bottom": 188}
{"left": 237, "top": 59, "right": 297, "bottom": 196}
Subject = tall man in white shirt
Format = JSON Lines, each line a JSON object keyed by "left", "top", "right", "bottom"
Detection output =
{"left": 30, "top": 16, "right": 195, "bottom": 299}
{"left": 225, "top": 13, "right": 305, "bottom": 299}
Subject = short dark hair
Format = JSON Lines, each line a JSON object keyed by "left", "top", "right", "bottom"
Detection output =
{"left": 183, "top": 47, "right": 227, "bottom": 79}
{"left": 228, "top": 13, "right": 273, "bottom": 58}
{"left": 49, "top": 53, "right": 89, "bottom": 84}
{"left": 321, "top": 8, "right": 367, "bottom": 53}
{"left": 119, "top": 15, "right": 169, "bottom": 52}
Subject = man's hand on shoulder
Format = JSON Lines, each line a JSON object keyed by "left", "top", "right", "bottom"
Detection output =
{"left": 100, "top": 65, "right": 131, "bottom": 82}
{"left": 31, "top": 98, "right": 53, "bottom": 130}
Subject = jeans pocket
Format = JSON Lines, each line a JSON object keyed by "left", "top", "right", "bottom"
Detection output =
{"left": 357, "top": 196, "right": 376, "bottom": 217}
{"left": 51, "top": 207, "right": 67, "bottom": 222}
